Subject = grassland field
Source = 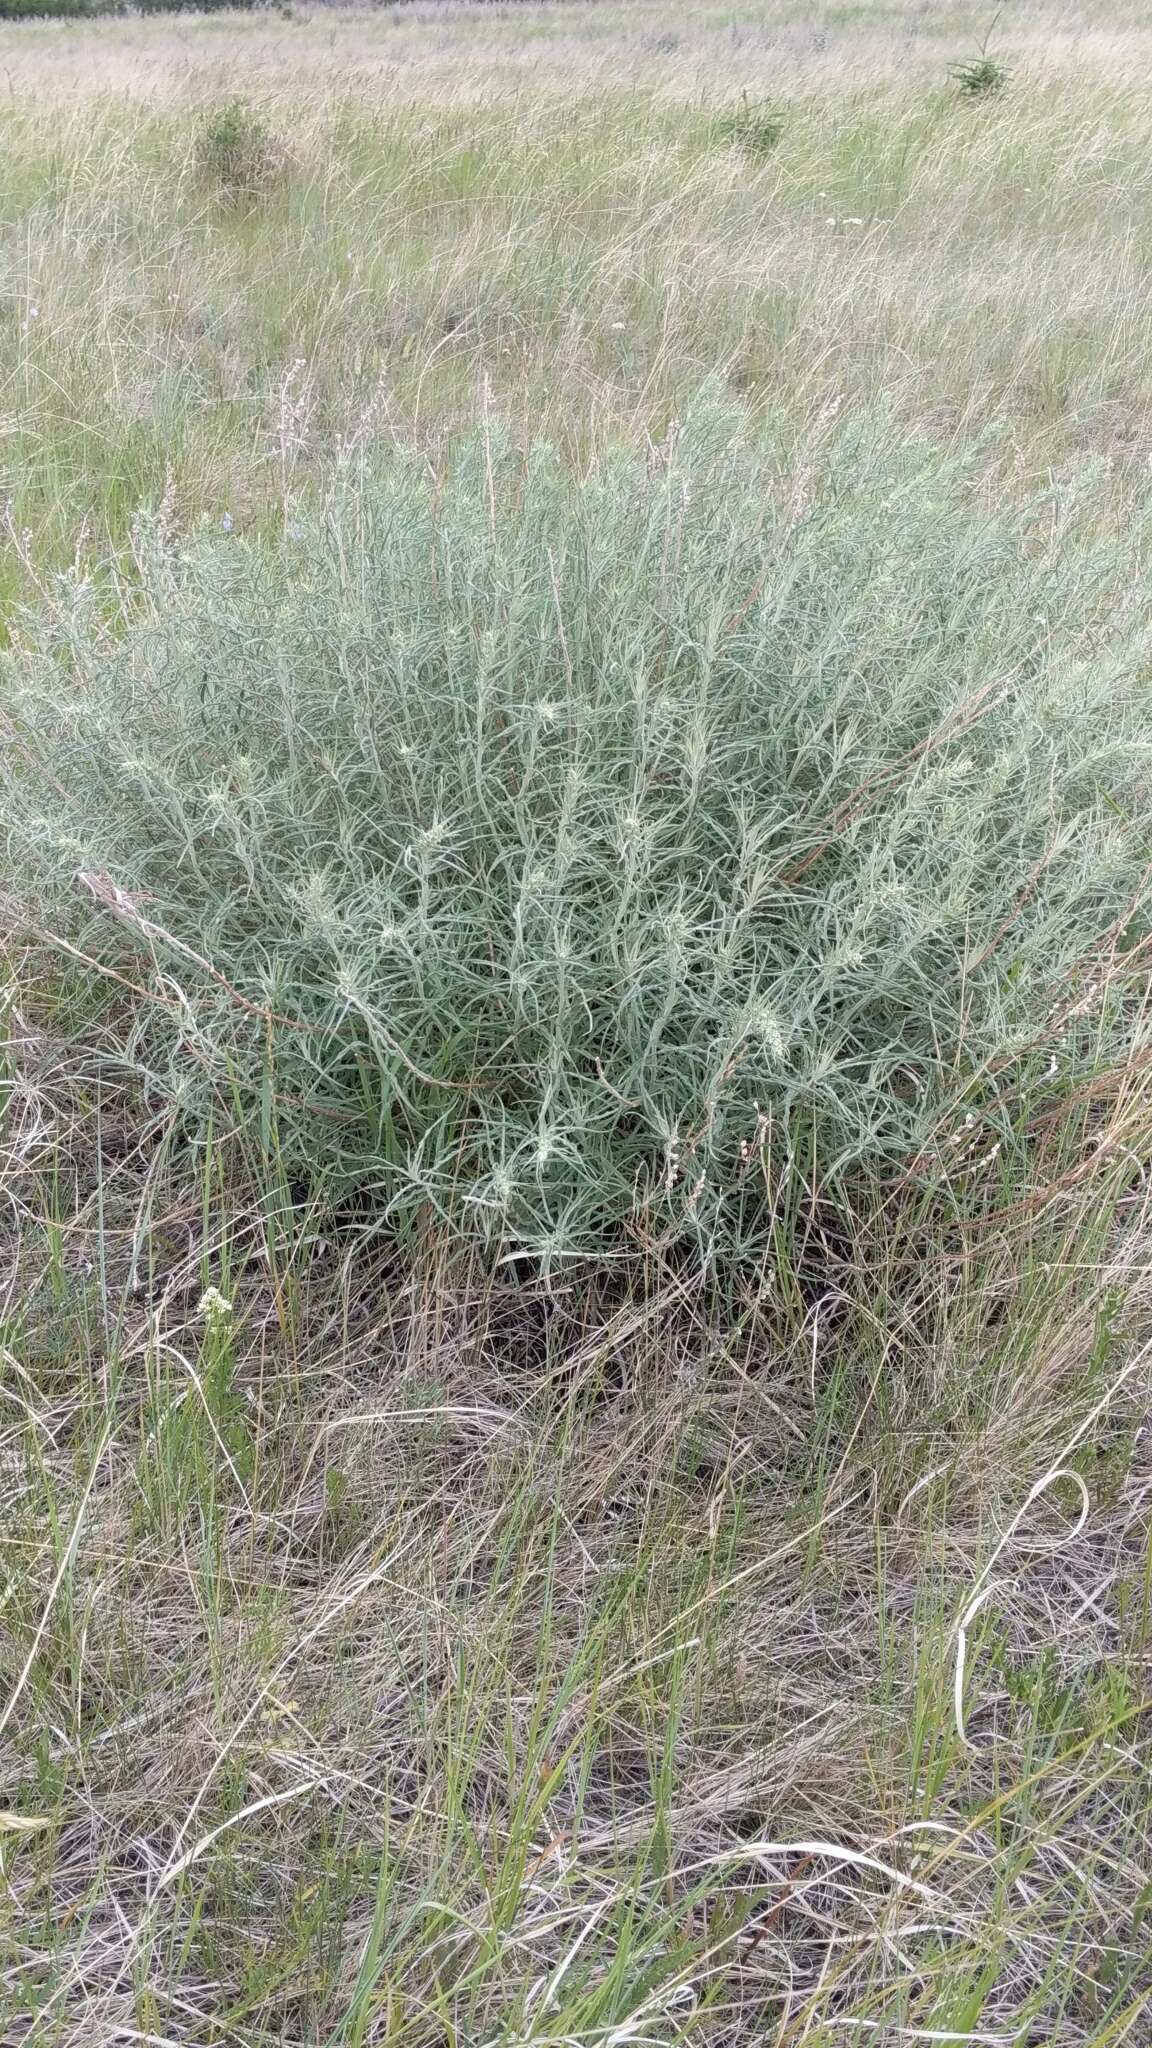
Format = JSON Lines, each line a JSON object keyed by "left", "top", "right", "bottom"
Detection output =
{"left": 2, "top": 5, "right": 1152, "bottom": 2046}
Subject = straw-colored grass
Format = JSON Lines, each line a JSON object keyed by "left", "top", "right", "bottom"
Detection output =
{"left": 3, "top": 2, "right": 1152, "bottom": 615}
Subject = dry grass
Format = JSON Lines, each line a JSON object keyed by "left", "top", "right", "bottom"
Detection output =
{"left": 2, "top": 3, "right": 1152, "bottom": 103}
{"left": 2, "top": 6, "right": 1151, "bottom": 2045}
{"left": 2, "top": 0, "right": 1152, "bottom": 606}
{"left": 2, "top": 1052, "right": 1150, "bottom": 2042}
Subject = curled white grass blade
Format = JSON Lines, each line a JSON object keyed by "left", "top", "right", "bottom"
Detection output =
{"left": 954, "top": 1574, "right": 1014, "bottom": 1752}
{"left": 837, "top": 2024, "right": 1026, "bottom": 2045}
{"left": 684, "top": 1836, "right": 937, "bottom": 1903}
{"left": 527, "top": 1895, "right": 614, "bottom": 2016}
{"left": 951, "top": 1344, "right": 1150, "bottom": 1749}
{"left": 896, "top": 1462, "right": 951, "bottom": 1526}
{"left": 150, "top": 1778, "right": 327, "bottom": 1897}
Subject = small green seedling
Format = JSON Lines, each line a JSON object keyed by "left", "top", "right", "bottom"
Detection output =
{"left": 718, "top": 91, "right": 786, "bottom": 160}
{"left": 949, "top": 12, "right": 1012, "bottom": 97}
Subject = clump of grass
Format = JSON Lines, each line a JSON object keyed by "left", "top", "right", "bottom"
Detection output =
{"left": 4, "top": 404, "right": 1151, "bottom": 1278}
{"left": 193, "top": 97, "right": 282, "bottom": 203}
{"left": 717, "top": 90, "right": 785, "bottom": 158}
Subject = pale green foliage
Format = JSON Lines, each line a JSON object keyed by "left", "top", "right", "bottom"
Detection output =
{"left": 6, "top": 409, "right": 1151, "bottom": 1269}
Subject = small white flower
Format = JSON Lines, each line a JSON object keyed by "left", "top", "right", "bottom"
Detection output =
{"left": 27, "top": 306, "right": 39, "bottom": 320}
{"left": 220, "top": 511, "right": 233, "bottom": 532}
{"left": 742, "top": 999, "right": 787, "bottom": 1060}
{"left": 197, "top": 1286, "right": 233, "bottom": 1325}
{"left": 419, "top": 812, "right": 450, "bottom": 849}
